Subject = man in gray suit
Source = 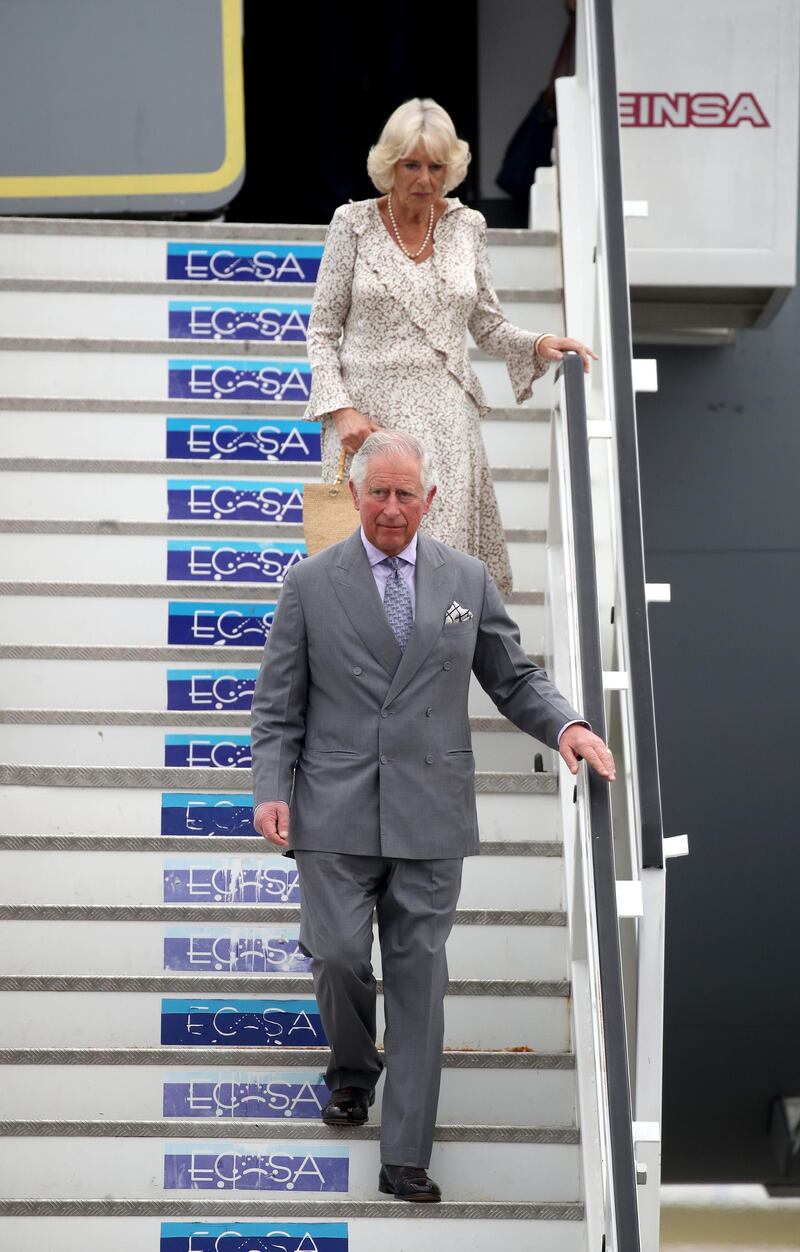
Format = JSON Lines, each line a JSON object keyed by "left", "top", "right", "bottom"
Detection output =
{"left": 252, "top": 430, "right": 614, "bottom": 1202}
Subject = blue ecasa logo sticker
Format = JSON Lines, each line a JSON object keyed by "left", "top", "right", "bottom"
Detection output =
{"left": 162, "top": 1071, "right": 331, "bottom": 1121}
{"left": 166, "top": 417, "right": 321, "bottom": 464}
{"left": 167, "top": 669, "right": 258, "bottom": 712}
{"left": 167, "top": 480, "right": 304, "bottom": 524}
{"left": 167, "top": 601, "right": 275, "bottom": 648}
{"left": 163, "top": 926, "right": 310, "bottom": 975}
{"left": 166, "top": 541, "right": 305, "bottom": 584}
{"left": 160, "top": 1222, "right": 348, "bottom": 1252}
{"left": 160, "top": 793, "right": 257, "bottom": 837}
{"left": 166, "top": 242, "right": 323, "bottom": 284}
{"left": 164, "top": 1142, "right": 349, "bottom": 1192}
{"left": 168, "top": 359, "right": 312, "bottom": 403}
{"left": 160, "top": 998, "right": 326, "bottom": 1046}
{"left": 165, "top": 735, "right": 252, "bottom": 769}
{"left": 163, "top": 857, "right": 301, "bottom": 904}
{"left": 168, "top": 301, "right": 312, "bottom": 342}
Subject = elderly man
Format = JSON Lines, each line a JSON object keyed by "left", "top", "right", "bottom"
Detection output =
{"left": 251, "top": 430, "right": 613, "bottom": 1202}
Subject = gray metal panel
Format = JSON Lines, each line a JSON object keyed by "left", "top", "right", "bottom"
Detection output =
{"left": 0, "top": 0, "right": 242, "bottom": 214}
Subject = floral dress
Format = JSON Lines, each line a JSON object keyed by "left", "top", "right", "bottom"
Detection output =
{"left": 305, "top": 197, "right": 550, "bottom": 595}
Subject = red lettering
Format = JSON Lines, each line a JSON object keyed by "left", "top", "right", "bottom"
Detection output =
{"left": 618, "top": 90, "right": 770, "bottom": 128}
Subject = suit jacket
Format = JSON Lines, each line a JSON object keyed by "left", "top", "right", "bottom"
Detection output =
{"left": 250, "top": 529, "right": 581, "bottom": 859}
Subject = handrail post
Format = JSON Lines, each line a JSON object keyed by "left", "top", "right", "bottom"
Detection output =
{"left": 562, "top": 352, "right": 641, "bottom": 1252}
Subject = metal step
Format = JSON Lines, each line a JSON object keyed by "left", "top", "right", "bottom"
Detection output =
{"left": 0, "top": 592, "right": 547, "bottom": 656}
{"left": 0, "top": 658, "right": 545, "bottom": 714}
{"left": 0, "top": 1207, "right": 586, "bottom": 1252}
{"left": 0, "top": 782, "right": 560, "bottom": 842}
{"left": 0, "top": 844, "right": 563, "bottom": 909}
{"left": 0, "top": 1050, "right": 576, "bottom": 1127}
{"left": 0, "top": 404, "right": 551, "bottom": 466}
{"left": 0, "top": 723, "right": 546, "bottom": 775}
{"left": 0, "top": 217, "right": 562, "bottom": 289}
{"left": 0, "top": 531, "right": 547, "bottom": 591}
{"left": 0, "top": 913, "right": 567, "bottom": 982}
{"left": 0, "top": 287, "right": 563, "bottom": 339}
{"left": 0, "top": 981, "right": 570, "bottom": 1051}
{"left": 0, "top": 348, "right": 557, "bottom": 410}
{"left": 0, "top": 466, "right": 549, "bottom": 532}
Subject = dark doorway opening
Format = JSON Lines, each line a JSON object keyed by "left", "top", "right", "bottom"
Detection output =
{"left": 227, "top": 0, "right": 479, "bottom": 226}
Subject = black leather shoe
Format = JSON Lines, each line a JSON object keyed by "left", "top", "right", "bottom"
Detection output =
{"left": 378, "top": 1163, "right": 442, "bottom": 1203}
{"left": 321, "top": 1086, "right": 375, "bottom": 1126}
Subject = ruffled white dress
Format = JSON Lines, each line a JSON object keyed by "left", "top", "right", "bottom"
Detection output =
{"left": 305, "top": 198, "right": 550, "bottom": 594}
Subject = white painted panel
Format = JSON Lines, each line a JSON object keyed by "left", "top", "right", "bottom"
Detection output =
{"left": 0, "top": 1136, "right": 579, "bottom": 1202}
{"left": 481, "top": 416, "right": 550, "bottom": 465}
{"left": 0, "top": 991, "right": 571, "bottom": 1051}
{"left": 0, "top": 287, "right": 562, "bottom": 337}
{"left": 0, "top": 595, "right": 545, "bottom": 652}
{"left": 0, "top": 920, "right": 568, "bottom": 981}
{"left": 0, "top": 1216, "right": 586, "bottom": 1252}
{"left": 0, "top": 784, "right": 560, "bottom": 841}
{"left": 0, "top": 409, "right": 551, "bottom": 465}
{"left": 0, "top": 349, "right": 557, "bottom": 407}
{"left": 0, "top": 473, "right": 541, "bottom": 528}
{"left": 0, "top": 534, "right": 543, "bottom": 593}
{"left": 0, "top": 850, "right": 564, "bottom": 910}
{"left": 0, "top": 1062, "right": 576, "bottom": 1127}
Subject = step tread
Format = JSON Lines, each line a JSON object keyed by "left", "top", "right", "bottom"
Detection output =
{"left": 0, "top": 836, "right": 562, "bottom": 855}
{"left": 0, "top": 520, "right": 547, "bottom": 542}
{"left": 0, "top": 456, "right": 549, "bottom": 482}
{"left": 0, "top": 1197, "right": 584, "bottom": 1220}
{"left": 0, "top": 904, "right": 565, "bottom": 925}
{"left": 0, "top": 975, "right": 570, "bottom": 996}
{"left": 0, "top": 710, "right": 532, "bottom": 732}
{"left": 0, "top": 314, "right": 561, "bottom": 353}
{"left": 0, "top": 217, "right": 559, "bottom": 246}
{"left": 0, "top": 765, "right": 558, "bottom": 794}
{"left": 0, "top": 396, "right": 552, "bottom": 420}
{"left": 0, "top": 644, "right": 547, "bottom": 664}
{"left": 0, "top": 1046, "right": 574, "bottom": 1068}
{"left": 0, "top": 582, "right": 546, "bottom": 606}
{"left": 0, "top": 1119, "right": 579, "bottom": 1143}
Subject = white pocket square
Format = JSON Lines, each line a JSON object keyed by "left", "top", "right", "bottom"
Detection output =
{"left": 444, "top": 601, "right": 474, "bottom": 625}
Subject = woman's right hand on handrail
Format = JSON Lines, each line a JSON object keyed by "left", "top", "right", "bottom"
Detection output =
{"left": 331, "top": 407, "right": 382, "bottom": 455}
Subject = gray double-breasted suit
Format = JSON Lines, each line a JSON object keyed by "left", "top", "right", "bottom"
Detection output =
{"left": 250, "top": 528, "right": 581, "bottom": 1165}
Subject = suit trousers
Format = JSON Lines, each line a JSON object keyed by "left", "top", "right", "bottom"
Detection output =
{"left": 293, "top": 849, "right": 463, "bottom": 1167}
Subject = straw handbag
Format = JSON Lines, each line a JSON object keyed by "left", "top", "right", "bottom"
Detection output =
{"left": 303, "top": 449, "right": 357, "bottom": 556}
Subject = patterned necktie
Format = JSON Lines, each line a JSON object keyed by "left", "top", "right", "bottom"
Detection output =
{"left": 383, "top": 556, "right": 414, "bottom": 652}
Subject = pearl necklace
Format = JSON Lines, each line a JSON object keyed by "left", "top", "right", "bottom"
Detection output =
{"left": 387, "top": 195, "right": 435, "bottom": 259}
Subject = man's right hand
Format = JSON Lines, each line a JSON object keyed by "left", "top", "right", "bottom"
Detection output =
{"left": 254, "top": 801, "right": 291, "bottom": 849}
{"left": 331, "top": 407, "right": 382, "bottom": 455}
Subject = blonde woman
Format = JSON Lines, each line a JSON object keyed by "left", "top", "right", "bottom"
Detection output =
{"left": 306, "top": 97, "right": 594, "bottom": 594}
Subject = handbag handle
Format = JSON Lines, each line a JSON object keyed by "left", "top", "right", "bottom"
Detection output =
{"left": 330, "top": 448, "right": 349, "bottom": 495}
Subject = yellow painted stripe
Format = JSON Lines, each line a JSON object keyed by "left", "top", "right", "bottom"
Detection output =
{"left": 0, "top": 0, "right": 244, "bottom": 199}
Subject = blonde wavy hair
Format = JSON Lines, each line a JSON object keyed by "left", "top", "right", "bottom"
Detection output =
{"left": 367, "top": 98, "right": 471, "bottom": 194}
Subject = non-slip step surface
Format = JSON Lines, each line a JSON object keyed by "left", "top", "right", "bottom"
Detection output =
{"left": 0, "top": 1134, "right": 579, "bottom": 1203}
{"left": 0, "top": 765, "right": 558, "bottom": 793}
{"left": 0, "top": 405, "right": 551, "bottom": 465}
{"left": 0, "top": 987, "right": 570, "bottom": 1052}
{"left": 0, "top": 724, "right": 545, "bottom": 775}
{"left": 0, "top": 784, "right": 560, "bottom": 841}
{"left": 0, "top": 349, "right": 557, "bottom": 410}
{"left": 0, "top": 1206, "right": 586, "bottom": 1252}
{"left": 0, "top": 1056, "right": 575, "bottom": 1127}
{"left": 0, "top": 919, "right": 567, "bottom": 982}
{"left": 0, "top": 848, "right": 563, "bottom": 910}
